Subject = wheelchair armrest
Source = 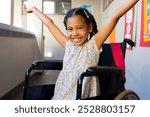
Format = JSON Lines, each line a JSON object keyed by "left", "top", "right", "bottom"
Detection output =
{"left": 86, "top": 66, "right": 123, "bottom": 75}
{"left": 24, "top": 60, "right": 63, "bottom": 99}
{"left": 31, "top": 60, "right": 63, "bottom": 70}
{"left": 25, "top": 60, "right": 62, "bottom": 85}
{"left": 76, "top": 66, "right": 123, "bottom": 100}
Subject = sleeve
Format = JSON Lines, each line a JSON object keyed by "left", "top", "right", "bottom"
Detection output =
{"left": 88, "top": 38, "right": 102, "bottom": 54}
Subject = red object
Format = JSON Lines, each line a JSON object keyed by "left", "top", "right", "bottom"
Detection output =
{"left": 111, "top": 43, "right": 125, "bottom": 78}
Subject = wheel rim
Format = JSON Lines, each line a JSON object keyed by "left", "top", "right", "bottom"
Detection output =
{"left": 115, "top": 90, "right": 140, "bottom": 100}
{"left": 122, "top": 93, "right": 139, "bottom": 100}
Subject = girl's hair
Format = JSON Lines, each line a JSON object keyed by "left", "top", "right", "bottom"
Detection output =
{"left": 63, "top": 8, "right": 98, "bottom": 39}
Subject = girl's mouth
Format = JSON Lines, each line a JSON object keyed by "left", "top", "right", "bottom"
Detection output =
{"left": 73, "top": 36, "right": 82, "bottom": 40}
{"left": 73, "top": 37, "right": 82, "bottom": 42}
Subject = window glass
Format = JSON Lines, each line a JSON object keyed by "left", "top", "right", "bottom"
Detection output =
{"left": 0, "top": 0, "right": 11, "bottom": 24}
{"left": 44, "top": 0, "right": 71, "bottom": 14}
{"left": 44, "top": 1, "right": 55, "bottom": 14}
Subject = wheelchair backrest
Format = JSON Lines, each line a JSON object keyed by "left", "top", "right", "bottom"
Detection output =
{"left": 99, "top": 41, "right": 126, "bottom": 67}
{"left": 97, "top": 40, "right": 128, "bottom": 98}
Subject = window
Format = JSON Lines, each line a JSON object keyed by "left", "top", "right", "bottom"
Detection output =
{"left": 103, "top": 0, "right": 113, "bottom": 11}
{"left": 0, "top": 0, "right": 12, "bottom": 24}
{"left": 44, "top": 0, "right": 71, "bottom": 14}
{"left": 44, "top": 1, "right": 55, "bottom": 14}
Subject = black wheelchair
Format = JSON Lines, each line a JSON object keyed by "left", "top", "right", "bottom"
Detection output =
{"left": 23, "top": 39, "right": 140, "bottom": 100}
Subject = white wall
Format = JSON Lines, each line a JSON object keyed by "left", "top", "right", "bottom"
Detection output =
{"left": 44, "top": 15, "right": 65, "bottom": 60}
{"left": 125, "top": 2, "right": 150, "bottom": 100}
{"left": 27, "top": 0, "right": 44, "bottom": 59}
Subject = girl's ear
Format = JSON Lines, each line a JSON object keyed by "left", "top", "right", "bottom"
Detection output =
{"left": 88, "top": 23, "right": 93, "bottom": 33}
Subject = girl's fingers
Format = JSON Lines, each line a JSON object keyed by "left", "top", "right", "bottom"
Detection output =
{"left": 23, "top": 3, "right": 33, "bottom": 13}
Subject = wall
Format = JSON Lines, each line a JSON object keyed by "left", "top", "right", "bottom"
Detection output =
{"left": 0, "top": 23, "right": 40, "bottom": 97}
{"left": 44, "top": 15, "right": 65, "bottom": 60}
{"left": 101, "top": 0, "right": 150, "bottom": 99}
{"left": 27, "top": 0, "right": 44, "bottom": 59}
{"left": 125, "top": 2, "right": 150, "bottom": 100}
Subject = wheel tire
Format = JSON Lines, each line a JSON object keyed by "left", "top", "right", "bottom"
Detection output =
{"left": 114, "top": 90, "right": 140, "bottom": 100}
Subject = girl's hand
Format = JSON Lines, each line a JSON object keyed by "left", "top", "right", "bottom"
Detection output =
{"left": 23, "top": 3, "right": 34, "bottom": 13}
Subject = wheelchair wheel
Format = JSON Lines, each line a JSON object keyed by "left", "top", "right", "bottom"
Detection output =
{"left": 114, "top": 90, "right": 140, "bottom": 100}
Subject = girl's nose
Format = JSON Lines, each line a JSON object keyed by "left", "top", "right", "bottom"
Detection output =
{"left": 72, "top": 29, "right": 78, "bottom": 35}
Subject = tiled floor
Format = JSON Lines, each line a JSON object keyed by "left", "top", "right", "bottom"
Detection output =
{"left": 1, "top": 70, "right": 60, "bottom": 100}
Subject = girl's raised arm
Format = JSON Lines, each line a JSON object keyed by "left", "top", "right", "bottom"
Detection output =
{"left": 23, "top": 4, "right": 68, "bottom": 48}
{"left": 94, "top": 0, "right": 139, "bottom": 49}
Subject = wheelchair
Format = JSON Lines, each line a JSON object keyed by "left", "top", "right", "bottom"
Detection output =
{"left": 23, "top": 39, "right": 140, "bottom": 100}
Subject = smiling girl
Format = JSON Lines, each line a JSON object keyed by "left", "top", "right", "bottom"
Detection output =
{"left": 23, "top": 0, "right": 139, "bottom": 100}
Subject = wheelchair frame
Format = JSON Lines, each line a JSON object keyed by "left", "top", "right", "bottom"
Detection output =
{"left": 23, "top": 39, "right": 140, "bottom": 100}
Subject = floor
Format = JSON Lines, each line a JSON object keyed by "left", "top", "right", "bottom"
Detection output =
{"left": 1, "top": 70, "right": 60, "bottom": 100}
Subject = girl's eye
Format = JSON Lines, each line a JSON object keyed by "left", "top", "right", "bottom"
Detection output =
{"left": 67, "top": 28, "right": 72, "bottom": 31}
{"left": 77, "top": 27, "right": 83, "bottom": 29}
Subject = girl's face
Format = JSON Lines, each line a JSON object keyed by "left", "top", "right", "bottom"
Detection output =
{"left": 66, "top": 15, "right": 92, "bottom": 46}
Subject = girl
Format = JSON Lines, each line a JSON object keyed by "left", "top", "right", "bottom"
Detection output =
{"left": 23, "top": 0, "right": 139, "bottom": 100}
